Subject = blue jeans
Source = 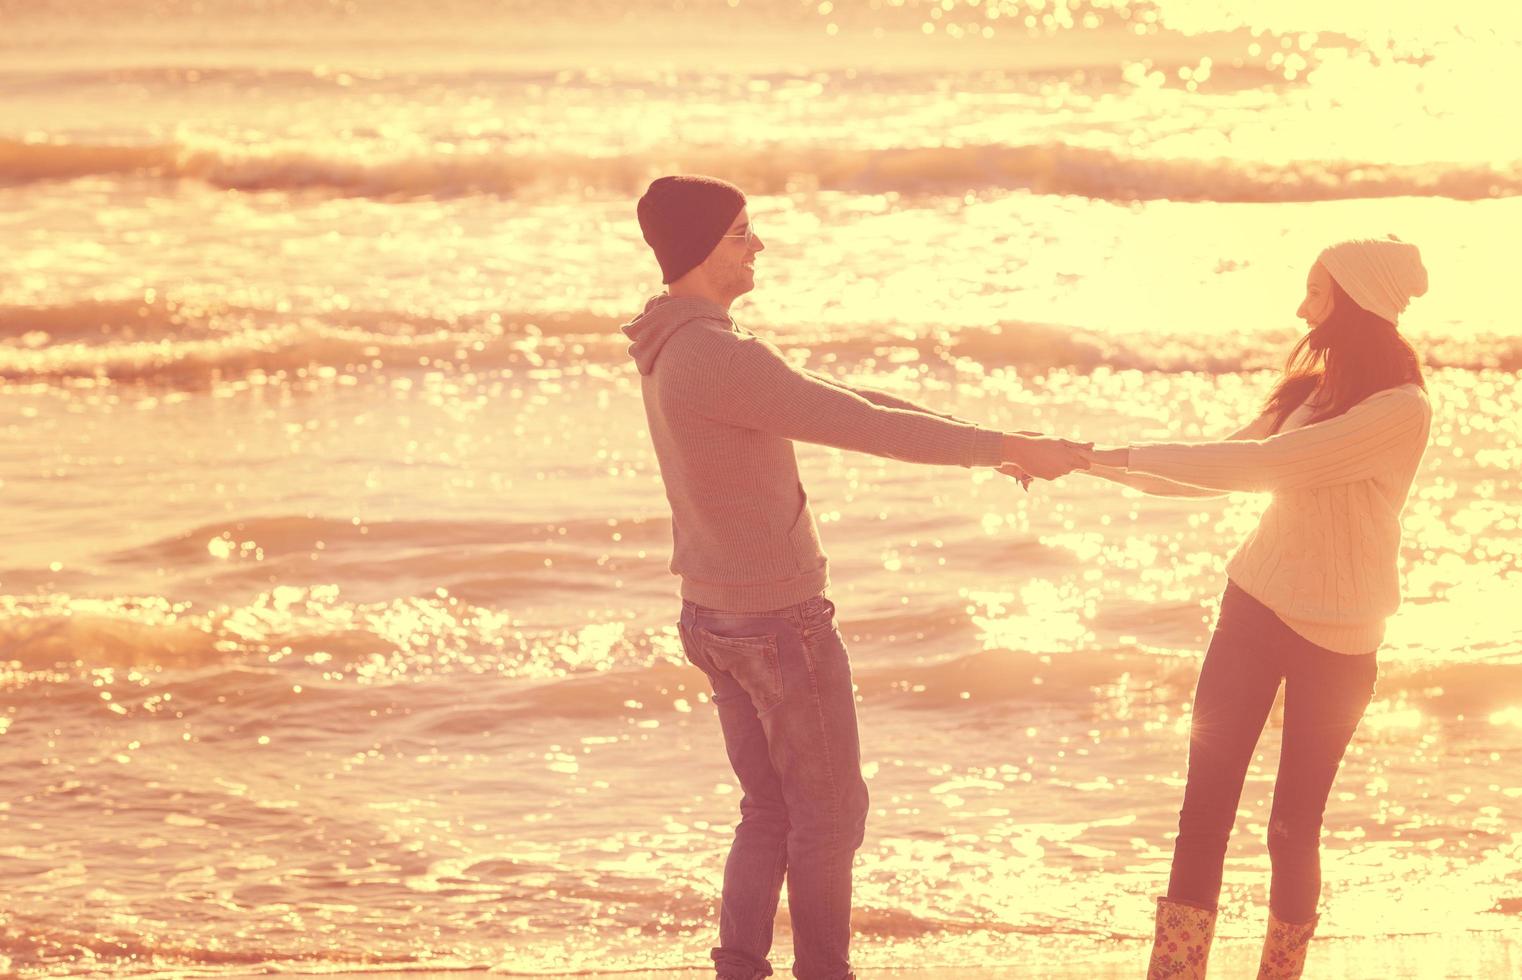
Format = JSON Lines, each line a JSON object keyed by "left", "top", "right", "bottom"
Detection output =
{"left": 1168, "top": 581, "right": 1378, "bottom": 922}
{"left": 678, "top": 593, "right": 868, "bottom": 980}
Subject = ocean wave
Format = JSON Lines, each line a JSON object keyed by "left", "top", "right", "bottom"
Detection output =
{"left": 0, "top": 300, "right": 525, "bottom": 386}
{"left": 10, "top": 65, "right": 416, "bottom": 90}
{"left": 108, "top": 514, "right": 628, "bottom": 565}
{"left": 0, "top": 562, "right": 680, "bottom": 682}
{"left": 4, "top": 585, "right": 1519, "bottom": 723}
{"left": 8, "top": 59, "right": 1293, "bottom": 96}
{"left": 499, "top": 644, "right": 1522, "bottom": 721}
{"left": 3, "top": 136, "right": 1517, "bottom": 202}
{"left": 0, "top": 605, "right": 225, "bottom": 671}
{"left": 4, "top": 300, "right": 1518, "bottom": 385}
{"left": 105, "top": 513, "right": 672, "bottom": 605}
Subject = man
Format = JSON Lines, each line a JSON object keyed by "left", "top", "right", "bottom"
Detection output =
{"left": 623, "top": 175, "right": 1084, "bottom": 980}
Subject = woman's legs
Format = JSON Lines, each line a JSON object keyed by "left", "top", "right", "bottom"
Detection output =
{"left": 1157, "top": 581, "right": 1378, "bottom": 980}
{"left": 1168, "top": 583, "right": 1284, "bottom": 910}
{"left": 1150, "top": 583, "right": 1280, "bottom": 979}
{"left": 1265, "top": 643, "right": 1377, "bottom": 922}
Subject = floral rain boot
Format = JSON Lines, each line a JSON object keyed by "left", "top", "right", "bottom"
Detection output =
{"left": 1147, "top": 895, "right": 1218, "bottom": 980}
{"left": 1256, "top": 910, "right": 1317, "bottom": 979}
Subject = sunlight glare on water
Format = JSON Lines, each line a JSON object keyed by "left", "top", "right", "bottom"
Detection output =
{"left": 0, "top": 0, "right": 1519, "bottom": 976}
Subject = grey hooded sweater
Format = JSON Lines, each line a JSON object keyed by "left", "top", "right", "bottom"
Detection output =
{"left": 623, "top": 294, "right": 1004, "bottom": 612}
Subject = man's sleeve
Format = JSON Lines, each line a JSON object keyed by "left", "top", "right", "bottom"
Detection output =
{"left": 700, "top": 336, "right": 1005, "bottom": 467}
{"left": 803, "top": 370, "right": 972, "bottom": 424}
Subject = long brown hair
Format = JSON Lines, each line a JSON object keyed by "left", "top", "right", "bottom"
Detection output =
{"left": 1263, "top": 277, "right": 1426, "bottom": 433}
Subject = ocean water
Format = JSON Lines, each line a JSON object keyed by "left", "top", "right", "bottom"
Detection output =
{"left": 2, "top": 1, "right": 1521, "bottom": 976}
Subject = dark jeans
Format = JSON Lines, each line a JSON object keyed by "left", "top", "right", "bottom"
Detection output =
{"left": 678, "top": 594, "right": 867, "bottom": 980}
{"left": 1168, "top": 581, "right": 1377, "bottom": 923}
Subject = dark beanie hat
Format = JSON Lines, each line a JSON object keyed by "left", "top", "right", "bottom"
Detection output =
{"left": 637, "top": 175, "right": 747, "bottom": 284}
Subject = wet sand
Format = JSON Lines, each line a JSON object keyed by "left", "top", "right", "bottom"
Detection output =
{"left": 279, "top": 929, "right": 1522, "bottom": 980}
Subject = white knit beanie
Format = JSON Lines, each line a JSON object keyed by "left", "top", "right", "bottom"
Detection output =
{"left": 1318, "top": 235, "right": 1429, "bottom": 326}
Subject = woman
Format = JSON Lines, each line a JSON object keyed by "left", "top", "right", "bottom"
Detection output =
{"left": 1079, "top": 237, "right": 1432, "bottom": 979}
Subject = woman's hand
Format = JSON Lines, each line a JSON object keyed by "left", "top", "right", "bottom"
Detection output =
{"left": 1000, "top": 432, "right": 1092, "bottom": 481}
{"left": 1084, "top": 446, "right": 1131, "bottom": 468}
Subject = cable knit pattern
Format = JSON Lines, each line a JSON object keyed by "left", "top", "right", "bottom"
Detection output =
{"left": 1118, "top": 384, "right": 1432, "bottom": 654}
{"left": 623, "top": 295, "right": 1005, "bottom": 612}
{"left": 1086, "top": 409, "right": 1278, "bottom": 498}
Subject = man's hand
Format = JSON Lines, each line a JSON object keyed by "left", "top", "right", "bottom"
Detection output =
{"left": 1000, "top": 432, "right": 1092, "bottom": 481}
{"left": 998, "top": 430, "right": 1037, "bottom": 489}
{"left": 998, "top": 463, "right": 1033, "bottom": 491}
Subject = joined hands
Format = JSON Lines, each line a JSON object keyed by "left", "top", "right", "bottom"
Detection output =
{"left": 999, "top": 438, "right": 1133, "bottom": 489}
{"left": 998, "top": 431, "right": 1093, "bottom": 488}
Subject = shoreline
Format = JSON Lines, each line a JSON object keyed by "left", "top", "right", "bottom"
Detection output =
{"left": 268, "top": 928, "right": 1522, "bottom": 980}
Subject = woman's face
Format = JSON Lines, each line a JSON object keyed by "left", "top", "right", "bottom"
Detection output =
{"left": 1296, "top": 262, "right": 1335, "bottom": 329}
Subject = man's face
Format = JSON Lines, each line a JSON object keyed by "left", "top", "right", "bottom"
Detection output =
{"left": 697, "top": 207, "right": 765, "bottom": 301}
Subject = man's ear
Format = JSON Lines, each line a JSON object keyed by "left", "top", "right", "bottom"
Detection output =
{"left": 685, "top": 254, "right": 714, "bottom": 285}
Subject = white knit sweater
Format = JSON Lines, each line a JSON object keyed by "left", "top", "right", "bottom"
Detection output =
{"left": 1088, "top": 384, "right": 1432, "bottom": 654}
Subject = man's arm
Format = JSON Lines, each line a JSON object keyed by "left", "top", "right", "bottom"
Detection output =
{"left": 701, "top": 335, "right": 1085, "bottom": 477}
{"left": 808, "top": 370, "right": 1061, "bottom": 485}
{"left": 803, "top": 370, "right": 972, "bottom": 424}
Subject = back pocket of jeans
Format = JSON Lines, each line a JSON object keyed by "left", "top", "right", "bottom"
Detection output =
{"left": 696, "top": 627, "right": 784, "bottom": 713}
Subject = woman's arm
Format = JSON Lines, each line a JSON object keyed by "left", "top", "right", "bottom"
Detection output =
{"left": 1083, "top": 462, "right": 1223, "bottom": 498}
{"left": 1122, "top": 388, "right": 1430, "bottom": 493}
{"left": 1080, "top": 411, "right": 1277, "bottom": 498}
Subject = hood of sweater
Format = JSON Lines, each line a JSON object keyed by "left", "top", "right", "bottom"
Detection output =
{"left": 622, "top": 294, "right": 734, "bottom": 375}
